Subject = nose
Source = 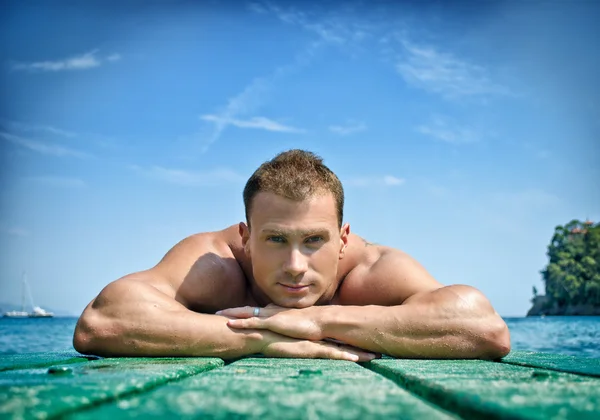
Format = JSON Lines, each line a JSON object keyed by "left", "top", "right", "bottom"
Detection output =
{"left": 283, "top": 247, "right": 308, "bottom": 278}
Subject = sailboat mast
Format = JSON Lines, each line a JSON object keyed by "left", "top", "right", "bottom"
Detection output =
{"left": 23, "top": 272, "right": 36, "bottom": 310}
{"left": 21, "top": 272, "right": 25, "bottom": 312}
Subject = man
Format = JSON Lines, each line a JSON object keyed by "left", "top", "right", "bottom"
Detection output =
{"left": 73, "top": 149, "right": 510, "bottom": 361}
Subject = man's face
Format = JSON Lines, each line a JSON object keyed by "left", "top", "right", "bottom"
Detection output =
{"left": 240, "top": 191, "right": 348, "bottom": 308}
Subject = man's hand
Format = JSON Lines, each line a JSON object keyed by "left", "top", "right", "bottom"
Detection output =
{"left": 217, "top": 304, "right": 323, "bottom": 341}
{"left": 218, "top": 305, "right": 378, "bottom": 361}
{"left": 257, "top": 330, "right": 376, "bottom": 362}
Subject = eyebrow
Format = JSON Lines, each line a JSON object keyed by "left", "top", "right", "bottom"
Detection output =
{"left": 261, "top": 228, "right": 330, "bottom": 237}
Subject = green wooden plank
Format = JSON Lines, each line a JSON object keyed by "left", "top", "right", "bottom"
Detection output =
{"left": 0, "top": 352, "right": 93, "bottom": 372}
{"left": 0, "top": 357, "right": 223, "bottom": 420}
{"left": 366, "top": 358, "right": 600, "bottom": 420}
{"left": 67, "top": 358, "right": 458, "bottom": 420}
{"left": 500, "top": 351, "right": 600, "bottom": 377}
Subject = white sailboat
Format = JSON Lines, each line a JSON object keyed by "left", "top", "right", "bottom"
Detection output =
{"left": 3, "top": 272, "right": 54, "bottom": 318}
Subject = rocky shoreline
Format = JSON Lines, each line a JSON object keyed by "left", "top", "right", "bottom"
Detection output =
{"left": 527, "top": 295, "right": 600, "bottom": 316}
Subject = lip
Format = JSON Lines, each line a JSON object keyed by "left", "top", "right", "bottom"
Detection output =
{"left": 278, "top": 283, "right": 310, "bottom": 293}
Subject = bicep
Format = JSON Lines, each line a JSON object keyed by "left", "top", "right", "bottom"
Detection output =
{"left": 151, "top": 235, "right": 247, "bottom": 312}
{"left": 92, "top": 232, "right": 246, "bottom": 313}
{"left": 91, "top": 277, "right": 186, "bottom": 313}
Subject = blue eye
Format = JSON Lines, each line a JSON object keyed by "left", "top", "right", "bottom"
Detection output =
{"left": 305, "top": 236, "right": 324, "bottom": 244}
{"left": 267, "top": 236, "right": 286, "bottom": 243}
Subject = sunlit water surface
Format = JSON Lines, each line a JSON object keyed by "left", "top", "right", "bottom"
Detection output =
{"left": 0, "top": 316, "right": 598, "bottom": 358}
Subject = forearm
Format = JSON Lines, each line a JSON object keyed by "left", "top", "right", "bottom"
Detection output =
{"left": 76, "top": 310, "right": 264, "bottom": 359}
{"left": 73, "top": 281, "right": 263, "bottom": 358}
{"left": 319, "top": 285, "right": 510, "bottom": 359}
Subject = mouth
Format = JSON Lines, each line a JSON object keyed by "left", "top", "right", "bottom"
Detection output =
{"left": 278, "top": 283, "right": 310, "bottom": 293}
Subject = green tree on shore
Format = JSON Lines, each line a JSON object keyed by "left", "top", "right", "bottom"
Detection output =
{"left": 538, "top": 219, "right": 600, "bottom": 308}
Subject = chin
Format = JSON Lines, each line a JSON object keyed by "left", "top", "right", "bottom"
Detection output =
{"left": 272, "top": 295, "right": 320, "bottom": 309}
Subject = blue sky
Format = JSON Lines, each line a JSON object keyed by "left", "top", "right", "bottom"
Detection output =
{"left": 1, "top": 0, "right": 598, "bottom": 317}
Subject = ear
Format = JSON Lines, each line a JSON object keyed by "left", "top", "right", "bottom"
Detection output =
{"left": 239, "top": 222, "right": 252, "bottom": 256}
{"left": 339, "top": 223, "right": 350, "bottom": 259}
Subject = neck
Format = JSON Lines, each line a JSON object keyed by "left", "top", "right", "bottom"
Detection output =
{"left": 248, "top": 280, "right": 272, "bottom": 307}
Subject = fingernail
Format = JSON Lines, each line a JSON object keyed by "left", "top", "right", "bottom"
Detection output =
{"left": 345, "top": 353, "right": 359, "bottom": 362}
{"left": 215, "top": 311, "right": 223, "bottom": 315}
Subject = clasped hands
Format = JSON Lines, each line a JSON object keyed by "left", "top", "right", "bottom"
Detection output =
{"left": 216, "top": 304, "right": 378, "bottom": 362}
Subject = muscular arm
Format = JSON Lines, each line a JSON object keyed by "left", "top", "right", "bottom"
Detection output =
{"left": 319, "top": 249, "right": 510, "bottom": 359}
{"left": 73, "top": 277, "right": 265, "bottom": 358}
{"left": 318, "top": 287, "right": 510, "bottom": 359}
{"left": 73, "top": 233, "right": 263, "bottom": 358}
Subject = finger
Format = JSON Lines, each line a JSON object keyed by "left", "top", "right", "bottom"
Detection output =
{"left": 226, "top": 317, "right": 267, "bottom": 329}
{"left": 323, "top": 338, "right": 347, "bottom": 345}
{"left": 335, "top": 351, "right": 361, "bottom": 362}
{"left": 340, "top": 346, "right": 379, "bottom": 362}
{"left": 317, "top": 346, "right": 360, "bottom": 362}
{"left": 322, "top": 343, "right": 377, "bottom": 362}
{"left": 217, "top": 306, "right": 281, "bottom": 318}
{"left": 293, "top": 341, "right": 358, "bottom": 362}
{"left": 215, "top": 306, "right": 255, "bottom": 318}
{"left": 337, "top": 350, "right": 375, "bottom": 362}
{"left": 324, "top": 340, "right": 376, "bottom": 357}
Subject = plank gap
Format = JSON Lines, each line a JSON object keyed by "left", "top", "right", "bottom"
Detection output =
{"left": 363, "top": 361, "right": 528, "bottom": 420}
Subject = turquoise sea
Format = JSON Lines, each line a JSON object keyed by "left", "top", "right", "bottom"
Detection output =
{"left": 0, "top": 316, "right": 599, "bottom": 358}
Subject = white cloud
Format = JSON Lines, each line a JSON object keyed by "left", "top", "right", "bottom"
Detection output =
{"left": 198, "top": 39, "right": 323, "bottom": 152}
{"left": 416, "top": 116, "right": 480, "bottom": 145}
{"left": 250, "top": 2, "right": 348, "bottom": 44}
{"left": 11, "top": 50, "right": 121, "bottom": 72}
{"left": 0, "top": 226, "right": 30, "bottom": 237}
{"left": 396, "top": 39, "right": 511, "bottom": 100}
{"left": 197, "top": 4, "right": 364, "bottom": 152}
{"left": 3, "top": 120, "right": 77, "bottom": 138}
{"left": 329, "top": 121, "right": 367, "bottom": 136}
{"left": 2, "top": 120, "right": 120, "bottom": 151}
{"left": 345, "top": 175, "right": 405, "bottom": 187}
{"left": 130, "top": 165, "right": 245, "bottom": 187}
{"left": 1, "top": 132, "right": 91, "bottom": 158}
{"left": 536, "top": 150, "right": 551, "bottom": 159}
{"left": 8, "top": 227, "right": 29, "bottom": 236}
{"left": 196, "top": 76, "right": 269, "bottom": 152}
{"left": 26, "top": 176, "right": 86, "bottom": 188}
{"left": 106, "top": 54, "right": 121, "bottom": 62}
{"left": 201, "top": 115, "right": 305, "bottom": 133}
{"left": 208, "top": 80, "right": 269, "bottom": 137}
{"left": 383, "top": 175, "right": 404, "bottom": 186}
{"left": 251, "top": 5, "right": 509, "bottom": 102}
{"left": 248, "top": 2, "right": 268, "bottom": 14}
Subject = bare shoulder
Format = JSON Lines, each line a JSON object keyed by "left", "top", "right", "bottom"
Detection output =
{"left": 145, "top": 225, "right": 249, "bottom": 312}
{"left": 336, "top": 233, "right": 443, "bottom": 306}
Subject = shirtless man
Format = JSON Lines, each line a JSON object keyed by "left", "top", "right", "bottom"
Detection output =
{"left": 73, "top": 149, "right": 510, "bottom": 362}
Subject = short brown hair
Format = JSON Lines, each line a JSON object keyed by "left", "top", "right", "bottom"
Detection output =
{"left": 243, "top": 149, "right": 344, "bottom": 228}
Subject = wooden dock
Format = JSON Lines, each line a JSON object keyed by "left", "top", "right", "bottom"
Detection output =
{"left": 1, "top": 351, "right": 599, "bottom": 419}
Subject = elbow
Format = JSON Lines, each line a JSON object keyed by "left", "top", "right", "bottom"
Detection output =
{"left": 73, "top": 311, "right": 108, "bottom": 356}
{"left": 479, "top": 316, "right": 511, "bottom": 360}
{"left": 451, "top": 285, "right": 511, "bottom": 359}
{"left": 72, "top": 280, "right": 136, "bottom": 356}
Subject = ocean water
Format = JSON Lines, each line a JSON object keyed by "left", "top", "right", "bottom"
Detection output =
{"left": 0, "top": 316, "right": 599, "bottom": 358}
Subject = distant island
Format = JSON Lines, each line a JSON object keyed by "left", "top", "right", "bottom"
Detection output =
{"left": 528, "top": 219, "right": 600, "bottom": 316}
